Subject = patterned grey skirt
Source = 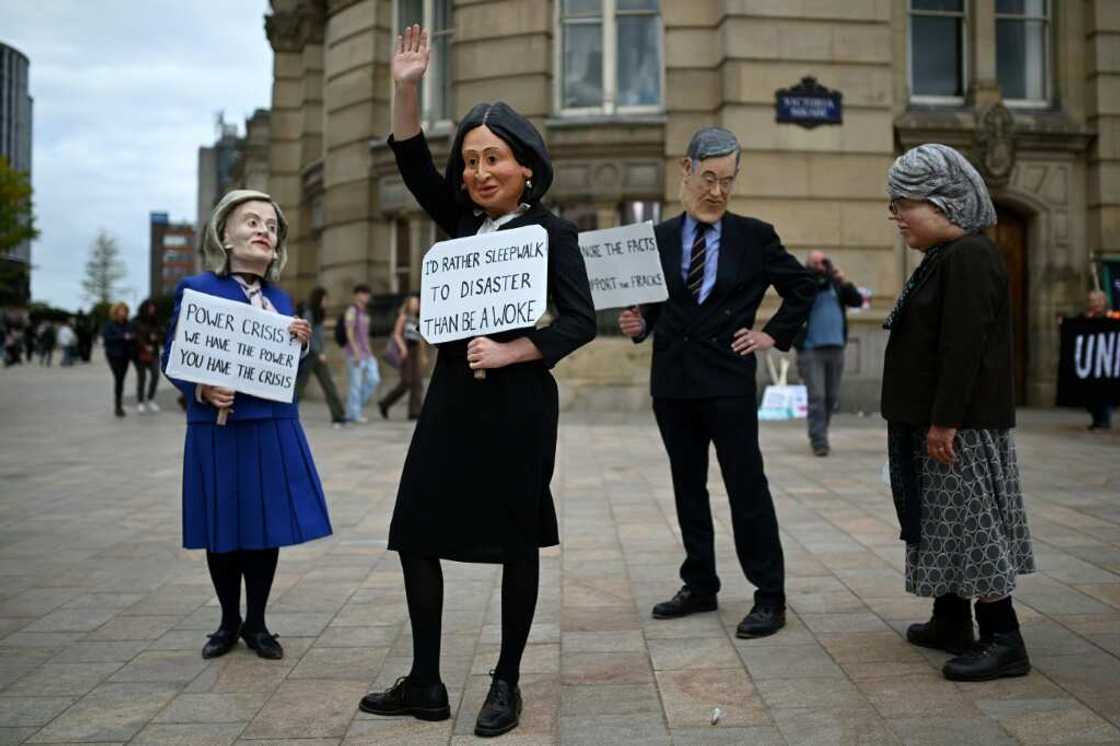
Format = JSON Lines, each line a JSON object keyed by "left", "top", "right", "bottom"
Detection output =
{"left": 888, "top": 427, "right": 1036, "bottom": 598}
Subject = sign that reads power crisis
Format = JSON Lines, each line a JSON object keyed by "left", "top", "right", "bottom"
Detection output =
{"left": 420, "top": 224, "right": 549, "bottom": 344}
{"left": 165, "top": 289, "right": 301, "bottom": 403}
{"left": 578, "top": 221, "right": 668, "bottom": 310}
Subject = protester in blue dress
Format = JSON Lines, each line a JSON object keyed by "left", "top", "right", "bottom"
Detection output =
{"left": 162, "top": 189, "right": 333, "bottom": 661}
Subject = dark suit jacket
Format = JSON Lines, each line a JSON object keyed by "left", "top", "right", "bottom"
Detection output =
{"left": 635, "top": 212, "right": 815, "bottom": 399}
{"left": 881, "top": 233, "right": 1015, "bottom": 428}
{"left": 792, "top": 277, "right": 865, "bottom": 350}
{"left": 162, "top": 272, "right": 301, "bottom": 424}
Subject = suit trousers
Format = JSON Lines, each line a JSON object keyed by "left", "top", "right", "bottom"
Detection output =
{"left": 652, "top": 396, "right": 785, "bottom": 606}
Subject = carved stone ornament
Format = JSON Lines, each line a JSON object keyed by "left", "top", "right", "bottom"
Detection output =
{"left": 976, "top": 102, "right": 1016, "bottom": 187}
{"left": 265, "top": 2, "right": 326, "bottom": 52}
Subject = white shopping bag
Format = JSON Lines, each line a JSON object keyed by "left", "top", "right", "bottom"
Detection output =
{"left": 757, "top": 351, "right": 808, "bottom": 420}
{"left": 758, "top": 384, "right": 808, "bottom": 420}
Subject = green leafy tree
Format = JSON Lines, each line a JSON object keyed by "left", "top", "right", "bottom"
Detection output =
{"left": 0, "top": 156, "right": 39, "bottom": 305}
{"left": 0, "top": 156, "right": 38, "bottom": 252}
{"left": 81, "top": 230, "right": 129, "bottom": 305}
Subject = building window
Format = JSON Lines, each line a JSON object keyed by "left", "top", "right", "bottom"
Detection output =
{"left": 557, "top": 0, "right": 663, "bottom": 115}
{"left": 908, "top": 0, "right": 967, "bottom": 104}
{"left": 996, "top": 0, "right": 1050, "bottom": 105}
{"left": 619, "top": 200, "right": 660, "bottom": 226}
{"left": 396, "top": 0, "right": 453, "bottom": 124}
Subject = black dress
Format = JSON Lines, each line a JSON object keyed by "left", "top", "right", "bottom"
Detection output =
{"left": 386, "top": 132, "right": 596, "bottom": 563}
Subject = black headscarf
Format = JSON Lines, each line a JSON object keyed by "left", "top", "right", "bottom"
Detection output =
{"left": 445, "top": 102, "right": 554, "bottom": 208}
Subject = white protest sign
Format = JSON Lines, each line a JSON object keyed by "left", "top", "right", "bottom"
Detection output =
{"left": 419, "top": 224, "right": 549, "bottom": 344}
{"left": 165, "top": 289, "right": 301, "bottom": 403}
{"left": 578, "top": 221, "right": 667, "bottom": 310}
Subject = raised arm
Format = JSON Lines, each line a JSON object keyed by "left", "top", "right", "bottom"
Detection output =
{"left": 392, "top": 24, "right": 428, "bottom": 142}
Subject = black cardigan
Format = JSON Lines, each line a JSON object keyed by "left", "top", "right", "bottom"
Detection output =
{"left": 388, "top": 131, "right": 596, "bottom": 368}
{"left": 881, "top": 233, "right": 1015, "bottom": 428}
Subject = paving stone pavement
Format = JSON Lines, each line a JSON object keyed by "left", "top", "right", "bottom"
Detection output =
{"left": 1, "top": 354, "right": 1119, "bottom": 745}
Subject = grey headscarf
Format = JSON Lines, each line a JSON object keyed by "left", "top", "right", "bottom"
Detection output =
{"left": 200, "top": 189, "right": 289, "bottom": 282}
{"left": 887, "top": 144, "right": 996, "bottom": 233}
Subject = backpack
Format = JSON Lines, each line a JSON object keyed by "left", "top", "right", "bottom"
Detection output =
{"left": 334, "top": 307, "right": 350, "bottom": 348}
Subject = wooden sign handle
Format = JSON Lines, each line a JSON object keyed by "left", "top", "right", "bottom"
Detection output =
{"left": 474, "top": 369, "right": 486, "bottom": 380}
{"left": 216, "top": 407, "right": 231, "bottom": 426}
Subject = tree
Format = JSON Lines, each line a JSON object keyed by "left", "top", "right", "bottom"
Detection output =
{"left": 0, "top": 156, "right": 39, "bottom": 306}
{"left": 0, "top": 156, "right": 38, "bottom": 253}
{"left": 81, "top": 230, "right": 129, "bottom": 305}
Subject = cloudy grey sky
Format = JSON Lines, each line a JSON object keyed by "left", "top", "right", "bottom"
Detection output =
{"left": 3, "top": 1, "right": 273, "bottom": 311}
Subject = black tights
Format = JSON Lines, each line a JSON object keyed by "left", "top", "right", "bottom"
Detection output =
{"left": 206, "top": 548, "right": 279, "bottom": 633}
{"left": 400, "top": 553, "right": 539, "bottom": 687}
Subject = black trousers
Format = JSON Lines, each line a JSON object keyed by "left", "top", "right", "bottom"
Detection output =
{"left": 107, "top": 355, "right": 130, "bottom": 410}
{"left": 652, "top": 396, "right": 785, "bottom": 605}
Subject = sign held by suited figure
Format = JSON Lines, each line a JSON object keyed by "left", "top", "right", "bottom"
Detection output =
{"left": 578, "top": 221, "right": 668, "bottom": 310}
{"left": 165, "top": 289, "right": 302, "bottom": 408}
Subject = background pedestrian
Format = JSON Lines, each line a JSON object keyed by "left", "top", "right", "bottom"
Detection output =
{"left": 101, "top": 302, "right": 133, "bottom": 417}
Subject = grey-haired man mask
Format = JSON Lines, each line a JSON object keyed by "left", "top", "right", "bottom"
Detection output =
{"left": 617, "top": 127, "right": 816, "bottom": 638}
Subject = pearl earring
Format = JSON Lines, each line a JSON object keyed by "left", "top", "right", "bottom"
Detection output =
{"left": 525, "top": 179, "right": 533, "bottom": 190}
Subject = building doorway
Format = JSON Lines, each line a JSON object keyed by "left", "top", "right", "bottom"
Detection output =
{"left": 985, "top": 206, "right": 1028, "bottom": 404}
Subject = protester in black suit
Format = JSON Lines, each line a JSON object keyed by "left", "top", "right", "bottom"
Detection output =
{"left": 359, "top": 26, "right": 595, "bottom": 738}
{"left": 882, "top": 143, "right": 1035, "bottom": 682}
{"left": 618, "top": 127, "right": 814, "bottom": 639}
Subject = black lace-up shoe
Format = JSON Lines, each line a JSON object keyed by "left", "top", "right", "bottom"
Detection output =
{"left": 906, "top": 614, "right": 976, "bottom": 655}
{"left": 475, "top": 676, "right": 522, "bottom": 738}
{"left": 240, "top": 629, "right": 284, "bottom": 660}
{"left": 652, "top": 586, "right": 718, "bottom": 619}
{"left": 942, "top": 631, "right": 1031, "bottom": 681}
{"left": 201, "top": 626, "right": 239, "bottom": 659}
{"left": 359, "top": 677, "right": 451, "bottom": 721}
{"left": 736, "top": 605, "right": 786, "bottom": 638}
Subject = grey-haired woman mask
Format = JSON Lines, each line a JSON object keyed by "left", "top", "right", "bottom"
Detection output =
{"left": 881, "top": 143, "right": 1036, "bottom": 683}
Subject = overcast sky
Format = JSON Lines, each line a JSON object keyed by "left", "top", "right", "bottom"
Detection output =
{"left": 3, "top": 1, "right": 274, "bottom": 311}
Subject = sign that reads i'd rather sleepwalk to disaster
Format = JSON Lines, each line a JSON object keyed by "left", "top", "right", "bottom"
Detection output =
{"left": 165, "top": 289, "right": 302, "bottom": 403}
{"left": 578, "top": 221, "right": 668, "bottom": 310}
{"left": 420, "top": 224, "right": 549, "bottom": 344}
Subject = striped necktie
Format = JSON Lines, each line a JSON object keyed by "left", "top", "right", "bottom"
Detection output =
{"left": 232, "top": 275, "right": 275, "bottom": 313}
{"left": 687, "top": 222, "right": 709, "bottom": 302}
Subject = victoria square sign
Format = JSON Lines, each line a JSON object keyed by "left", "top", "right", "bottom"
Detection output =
{"left": 775, "top": 76, "right": 843, "bottom": 129}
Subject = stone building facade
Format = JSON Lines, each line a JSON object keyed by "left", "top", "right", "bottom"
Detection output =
{"left": 263, "top": 0, "right": 1120, "bottom": 410}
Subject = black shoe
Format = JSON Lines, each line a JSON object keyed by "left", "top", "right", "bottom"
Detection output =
{"left": 475, "top": 676, "right": 522, "bottom": 738}
{"left": 736, "top": 605, "right": 786, "bottom": 638}
{"left": 114, "top": 406, "right": 126, "bottom": 417}
{"left": 942, "top": 631, "right": 1031, "bottom": 681}
{"left": 201, "top": 626, "right": 240, "bottom": 659}
{"left": 813, "top": 445, "right": 830, "bottom": 457}
{"left": 906, "top": 614, "right": 975, "bottom": 655}
{"left": 652, "top": 586, "right": 718, "bottom": 619}
{"left": 240, "top": 628, "right": 284, "bottom": 660}
{"left": 378, "top": 401, "right": 389, "bottom": 419}
{"left": 359, "top": 676, "right": 451, "bottom": 721}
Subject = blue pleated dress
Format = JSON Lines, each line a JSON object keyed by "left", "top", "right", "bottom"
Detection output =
{"left": 163, "top": 273, "right": 333, "bottom": 553}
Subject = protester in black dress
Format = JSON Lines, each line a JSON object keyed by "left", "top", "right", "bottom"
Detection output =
{"left": 358, "top": 25, "right": 596, "bottom": 738}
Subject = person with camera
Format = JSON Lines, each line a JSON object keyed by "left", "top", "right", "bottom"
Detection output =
{"left": 793, "top": 251, "right": 864, "bottom": 456}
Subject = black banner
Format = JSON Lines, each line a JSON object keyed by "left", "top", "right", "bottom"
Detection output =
{"left": 1056, "top": 318, "right": 1120, "bottom": 406}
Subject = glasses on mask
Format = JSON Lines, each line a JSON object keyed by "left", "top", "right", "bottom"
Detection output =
{"left": 698, "top": 173, "right": 736, "bottom": 193}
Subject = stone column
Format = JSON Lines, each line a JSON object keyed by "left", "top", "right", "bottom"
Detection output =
{"left": 266, "top": 2, "right": 309, "bottom": 300}
{"left": 321, "top": 0, "right": 392, "bottom": 305}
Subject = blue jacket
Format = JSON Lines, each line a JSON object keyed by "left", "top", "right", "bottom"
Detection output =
{"left": 162, "top": 272, "right": 300, "bottom": 424}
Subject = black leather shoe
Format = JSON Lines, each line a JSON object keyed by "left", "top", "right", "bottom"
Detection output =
{"left": 736, "top": 605, "right": 786, "bottom": 638}
{"left": 201, "top": 626, "right": 239, "bottom": 659}
{"left": 475, "top": 676, "right": 522, "bottom": 738}
{"left": 906, "top": 615, "right": 975, "bottom": 655}
{"left": 652, "top": 586, "right": 718, "bottom": 619}
{"left": 359, "top": 676, "right": 451, "bottom": 721}
{"left": 240, "top": 628, "right": 284, "bottom": 660}
{"left": 942, "top": 631, "right": 1030, "bottom": 681}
